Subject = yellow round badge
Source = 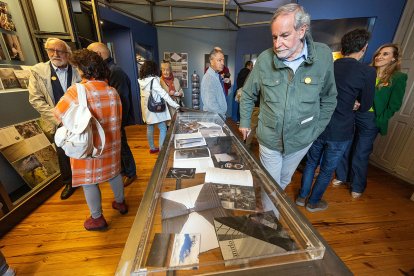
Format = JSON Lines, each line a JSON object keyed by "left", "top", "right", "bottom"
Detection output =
{"left": 304, "top": 77, "right": 312, "bottom": 84}
{"left": 51, "top": 76, "right": 57, "bottom": 81}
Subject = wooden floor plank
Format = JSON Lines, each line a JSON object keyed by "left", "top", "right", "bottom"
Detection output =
{"left": 1, "top": 123, "right": 414, "bottom": 275}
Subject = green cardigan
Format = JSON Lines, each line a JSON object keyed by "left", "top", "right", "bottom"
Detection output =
{"left": 374, "top": 71, "right": 407, "bottom": 135}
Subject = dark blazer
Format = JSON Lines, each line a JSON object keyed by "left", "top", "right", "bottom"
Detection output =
{"left": 106, "top": 57, "right": 135, "bottom": 126}
{"left": 374, "top": 71, "right": 407, "bottom": 135}
{"left": 321, "top": 57, "right": 376, "bottom": 141}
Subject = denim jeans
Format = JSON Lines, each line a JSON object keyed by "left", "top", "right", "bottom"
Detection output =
{"left": 259, "top": 143, "right": 312, "bottom": 190}
{"left": 336, "top": 112, "right": 378, "bottom": 193}
{"left": 147, "top": 121, "right": 167, "bottom": 150}
{"left": 120, "top": 127, "right": 136, "bottom": 177}
{"left": 299, "top": 137, "right": 352, "bottom": 204}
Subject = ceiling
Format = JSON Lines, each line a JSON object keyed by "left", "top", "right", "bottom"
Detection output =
{"left": 98, "top": 0, "right": 293, "bottom": 30}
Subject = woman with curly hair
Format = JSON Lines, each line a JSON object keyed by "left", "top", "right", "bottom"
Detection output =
{"left": 139, "top": 60, "right": 179, "bottom": 154}
{"left": 54, "top": 49, "right": 127, "bottom": 231}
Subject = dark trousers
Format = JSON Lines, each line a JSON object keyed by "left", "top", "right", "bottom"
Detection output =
{"left": 336, "top": 112, "right": 378, "bottom": 193}
{"left": 46, "top": 131, "right": 72, "bottom": 184}
{"left": 120, "top": 127, "right": 136, "bottom": 177}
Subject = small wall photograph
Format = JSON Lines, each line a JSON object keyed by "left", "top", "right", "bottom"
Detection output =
{"left": 0, "top": 1, "right": 16, "bottom": 32}
{"left": 2, "top": 33, "right": 24, "bottom": 61}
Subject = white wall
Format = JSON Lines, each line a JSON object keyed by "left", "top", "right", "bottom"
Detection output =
{"left": 157, "top": 27, "right": 237, "bottom": 111}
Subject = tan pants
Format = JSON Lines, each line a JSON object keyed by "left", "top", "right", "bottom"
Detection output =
{"left": 246, "top": 107, "right": 259, "bottom": 146}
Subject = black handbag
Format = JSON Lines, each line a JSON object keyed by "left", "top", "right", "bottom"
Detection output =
{"left": 147, "top": 79, "right": 166, "bottom": 113}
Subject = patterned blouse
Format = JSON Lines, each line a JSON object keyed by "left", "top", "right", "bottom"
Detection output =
{"left": 54, "top": 80, "right": 122, "bottom": 187}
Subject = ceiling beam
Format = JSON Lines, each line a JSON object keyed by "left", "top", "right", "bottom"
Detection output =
{"left": 154, "top": 12, "right": 223, "bottom": 24}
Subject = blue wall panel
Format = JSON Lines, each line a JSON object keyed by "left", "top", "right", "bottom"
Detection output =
{"left": 99, "top": 6, "right": 159, "bottom": 124}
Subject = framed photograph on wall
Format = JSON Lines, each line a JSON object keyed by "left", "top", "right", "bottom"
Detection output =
{"left": 2, "top": 33, "right": 24, "bottom": 61}
{"left": 0, "top": 1, "right": 17, "bottom": 32}
{"left": 163, "top": 52, "right": 189, "bottom": 88}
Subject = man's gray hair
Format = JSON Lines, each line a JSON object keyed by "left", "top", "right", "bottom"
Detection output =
{"left": 44, "top": 38, "right": 72, "bottom": 53}
{"left": 209, "top": 48, "right": 223, "bottom": 61}
{"left": 271, "top": 3, "right": 310, "bottom": 32}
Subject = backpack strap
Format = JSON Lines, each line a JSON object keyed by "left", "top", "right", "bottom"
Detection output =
{"left": 91, "top": 117, "right": 106, "bottom": 157}
{"left": 76, "top": 83, "right": 88, "bottom": 107}
{"left": 75, "top": 83, "right": 106, "bottom": 158}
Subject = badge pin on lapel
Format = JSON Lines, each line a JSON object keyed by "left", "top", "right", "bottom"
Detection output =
{"left": 304, "top": 77, "right": 312, "bottom": 84}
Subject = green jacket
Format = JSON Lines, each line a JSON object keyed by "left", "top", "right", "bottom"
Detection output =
{"left": 240, "top": 35, "right": 337, "bottom": 155}
{"left": 374, "top": 71, "right": 407, "bottom": 135}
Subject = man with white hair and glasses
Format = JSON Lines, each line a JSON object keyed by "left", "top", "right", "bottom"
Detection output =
{"left": 28, "top": 38, "right": 81, "bottom": 200}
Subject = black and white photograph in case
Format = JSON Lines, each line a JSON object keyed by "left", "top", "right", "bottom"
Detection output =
{"left": 214, "top": 184, "right": 256, "bottom": 211}
{"left": 177, "top": 120, "right": 201, "bottom": 134}
{"left": 0, "top": 68, "right": 20, "bottom": 89}
{"left": 2, "top": 33, "right": 24, "bottom": 61}
{"left": 166, "top": 168, "right": 196, "bottom": 179}
{"left": 14, "top": 120, "right": 43, "bottom": 139}
{"left": 174, "top": 147, "right": 210, "bottom": 160}
{"left": 0, "top": 1, "right": 16, "bottom": 32}
{"left": 12, "top": 154, "right": 46, "bottom": 188}
{"left": 218, "top": 161, "right": 245, "bottom": 170}
{"left": 214, "top": 211, "right": 298, "bottom": 265}
{"left": 13, "top": 69, "right": 31, "bottom": 89}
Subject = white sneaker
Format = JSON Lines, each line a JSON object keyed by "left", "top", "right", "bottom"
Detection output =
{"left": 351, "top": 192, "right": 362, "bottom": 199}
{"left": 332, "top": 179, "right": 344, "bottom": 186}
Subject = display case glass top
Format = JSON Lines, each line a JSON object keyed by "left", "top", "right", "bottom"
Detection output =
{"left": 120, "top": 111, "right": 349, "bottom": 275}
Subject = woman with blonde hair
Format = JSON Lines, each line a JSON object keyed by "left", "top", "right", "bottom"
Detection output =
{"left": 334, "top": 43, "right": 407, "bottom": 198}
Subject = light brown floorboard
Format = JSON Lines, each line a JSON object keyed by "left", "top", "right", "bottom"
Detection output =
{"left": 1, "top": 123, "right": 414, "bottom": 275}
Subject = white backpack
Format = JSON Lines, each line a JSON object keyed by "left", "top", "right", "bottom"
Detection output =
{"left": 55, "top": 83, "right": 106, "bottom": 159}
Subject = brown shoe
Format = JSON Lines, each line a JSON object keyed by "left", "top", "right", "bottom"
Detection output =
{"left": 112, "top": 200, "right": 128, "bottom": 214}
{"left": 123, "top": 175, "right": 137, "bottom": 187}
{"left": 84, "top": 215, "right": 108, "bottom": 231}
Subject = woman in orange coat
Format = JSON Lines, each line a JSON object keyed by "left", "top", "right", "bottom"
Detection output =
{"left": 54, "top": 49, "right": 127, "bottom": 231}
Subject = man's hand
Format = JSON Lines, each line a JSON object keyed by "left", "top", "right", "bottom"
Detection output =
{"left": 353, "top": 100, "right": 360, "bottom": 111}
{"left": 239, "top": 127, "right": 251, "bottom": 140}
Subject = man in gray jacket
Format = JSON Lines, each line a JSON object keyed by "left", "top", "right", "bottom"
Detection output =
{"left": 239, "top": 3, "right": 337, "bottom": 190}
{"left": 28, "top": 38, "right": 81, "bottom": 199}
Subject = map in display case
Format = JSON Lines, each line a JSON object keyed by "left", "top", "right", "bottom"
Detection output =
{"left": 120, "top": 112, "right": 335, "bottom": 275}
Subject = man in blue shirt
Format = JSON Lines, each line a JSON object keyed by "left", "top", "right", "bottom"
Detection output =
{"left": 201, "top": 48, "right": 227, "bottom": 117}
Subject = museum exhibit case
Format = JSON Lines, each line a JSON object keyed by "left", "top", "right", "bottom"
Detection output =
{"left": 117, "top": 111, "right": 352, "bottom": 275}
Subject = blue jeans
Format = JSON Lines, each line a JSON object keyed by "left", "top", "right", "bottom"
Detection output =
{"left": 259, "top": 143, "right": 312, "bottom": 190}
{"left": 147, "top": 122, "right": 167, "bottom": 150}
{"left": 336, "top": 112, "right": 378, "bottom": 193}
{"left": 120, "top": 127, "right": 136, "bottom": 177}
{"left": 299, "top": 137, "right": 351, "bottom": 204}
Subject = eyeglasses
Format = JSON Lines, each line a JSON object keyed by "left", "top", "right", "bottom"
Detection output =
{"left": 45, "top": 48, "right": 68, "bottom": 55}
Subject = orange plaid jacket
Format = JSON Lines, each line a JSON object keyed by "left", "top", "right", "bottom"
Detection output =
{"left": 54, "top": 80, "right": 122, "bottom": 186}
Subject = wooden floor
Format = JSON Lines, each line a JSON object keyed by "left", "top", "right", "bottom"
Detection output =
{"left": 1, "top": 123, "right": 414, "bottom": 276}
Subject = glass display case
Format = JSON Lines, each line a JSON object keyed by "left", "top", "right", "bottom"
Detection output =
{"left": 117, "top": 111, "right": 351, "bottom": 275}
